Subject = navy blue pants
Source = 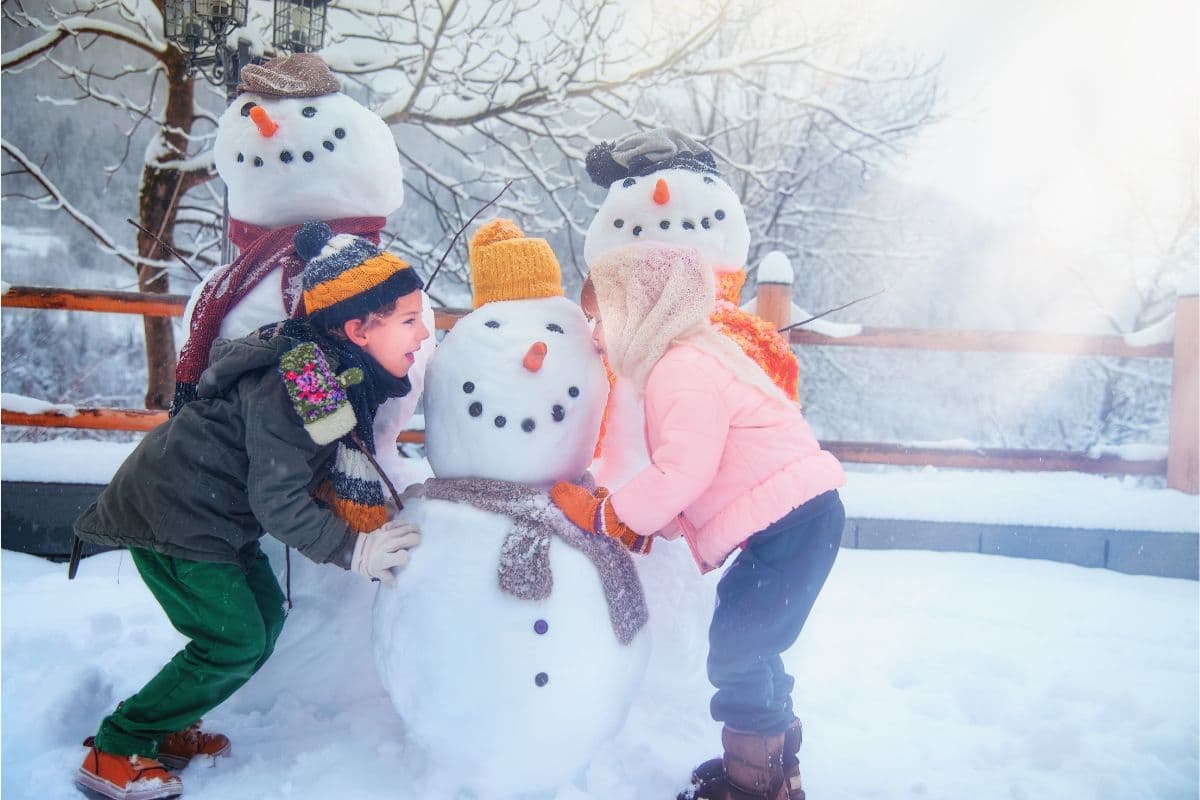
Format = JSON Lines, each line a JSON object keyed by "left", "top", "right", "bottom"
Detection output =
{"left": 707, "top": 490, "right": 844, "bottom": 733}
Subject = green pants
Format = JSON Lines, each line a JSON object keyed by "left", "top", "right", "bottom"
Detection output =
{"left": 94, "top": 548, "right": 287, "bottom": 758}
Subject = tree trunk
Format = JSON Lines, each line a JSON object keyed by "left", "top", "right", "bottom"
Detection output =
{"left": 137, "top": 44, "right": 194, "bottom": 409}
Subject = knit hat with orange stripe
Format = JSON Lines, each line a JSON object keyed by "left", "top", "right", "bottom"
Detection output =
{"left": 295, "top": 221, "right": 421, "bottom": 328}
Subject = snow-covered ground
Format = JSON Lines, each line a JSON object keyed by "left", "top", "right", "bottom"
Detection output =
{"left": 4, "top": 440, "right": 1197, "bottom": 533}
{"left": 3, "top": 534, "right": 1196, "bottom": 800}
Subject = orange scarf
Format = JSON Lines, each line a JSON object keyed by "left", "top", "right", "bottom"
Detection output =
{"left": 711, "top": 270, "right": 800, "bottom": 400}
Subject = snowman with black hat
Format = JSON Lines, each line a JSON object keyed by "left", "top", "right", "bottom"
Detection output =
{"left": 582, "top": 128, "right": 800, "bottom": 488}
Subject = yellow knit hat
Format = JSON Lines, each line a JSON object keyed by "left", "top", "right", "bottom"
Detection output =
{"left": 468, "top": 219, "right": 563, "bottom": 308}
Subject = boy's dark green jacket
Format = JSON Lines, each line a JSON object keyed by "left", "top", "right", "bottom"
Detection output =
{"left": 74, "top": 331, "right": 357, "bottom": 570}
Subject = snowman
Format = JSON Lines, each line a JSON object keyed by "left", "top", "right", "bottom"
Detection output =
{"left": 582, "top": 127, "right": 800, "bottom": 487}
{"left": 373, "top": 220, "right": 650, "bottom": 797}
{"left": 177, "top": 52, "right": 434, "bottom": 483}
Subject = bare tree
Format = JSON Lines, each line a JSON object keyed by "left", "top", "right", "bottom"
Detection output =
{"left": 1, "top": 0, "right": 941, "bottom": 412}
{"left": 3, "top": 0, "right": 220, "bottom": 409}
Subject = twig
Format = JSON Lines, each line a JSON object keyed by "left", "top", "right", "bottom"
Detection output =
{"left": 424, "top": 180, "right": 513, "bottom": 292}
{"left": 778, "top": 288, "right": 886, "bottom": 333}
{"left": 125, "top": 218, "right": 203, "bottom": 280}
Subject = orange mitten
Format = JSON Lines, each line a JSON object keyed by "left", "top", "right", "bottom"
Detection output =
{"left": 549, "top": 483, "right": 652, "bottom": 555}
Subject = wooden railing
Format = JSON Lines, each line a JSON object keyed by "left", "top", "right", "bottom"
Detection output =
{"left": 4, "top": 284, "right": 1197, "bottom": 493}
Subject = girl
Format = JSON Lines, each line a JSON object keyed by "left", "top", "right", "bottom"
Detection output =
{"left": 553, "top": 243, "right": 846, "bottom": 800}
{"left": 71, "top": 222, "right": 429, "bottom": 800}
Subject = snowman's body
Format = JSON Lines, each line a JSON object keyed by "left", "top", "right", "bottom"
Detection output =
{"left": 374, "top": 499, "right": 649, "bottom": 796}
{"left": 373, "top": 295, "right": 650, "bottom": 796}
{"left": 184, "top": 86, "right": 434, "bottom": 482}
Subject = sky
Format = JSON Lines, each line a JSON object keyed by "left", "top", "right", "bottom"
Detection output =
{"left": 835, "top": 0, "right": 1198, "bottom": 329}
{"left": 871, "top": 0, "right": 1197, "bottom": 237}
{"left": 630, "top": 0, "right": 1198, "bottom": 331}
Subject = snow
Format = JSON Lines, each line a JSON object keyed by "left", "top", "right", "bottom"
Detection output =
{"left": 4, "top": 540, "right": 1195, "bottom": 799}
{"left": 844, "top": 467, "right": 1198, "bottom": 533}
{"left": 757, "top": 250, "right": 795, "bottom": 284}
{"left": 1124, "top": 313, "right": 1175, "bottom": 347}
{"left": 2, "top": 441, "right": 136, "bottom": 485}
{"left": 0, "top": 392, "right": 77, "bottom": 417}
{"left": 4, "top": 440, "right": 1195, "bottom": 535}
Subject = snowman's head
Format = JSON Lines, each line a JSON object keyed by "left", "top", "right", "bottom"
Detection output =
{"left": 424, "top": 297, "right": 607, "bottom": 486}
{"left": 583, "top": 128, "right": 750, "bottom": 274}
{"left": 213, "top": 55, "right": 405, "bottom": 229}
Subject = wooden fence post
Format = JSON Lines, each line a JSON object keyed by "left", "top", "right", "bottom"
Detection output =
{"left": 1167, "top": 292, "right": 1199, "bottom": 494}
{"left": 754, "top": 251, "right": 794, "bottom": 331}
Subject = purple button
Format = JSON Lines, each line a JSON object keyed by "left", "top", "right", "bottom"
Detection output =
{"left": 534, "top": 619, "right": 549, "bottom": 635}
{"left": 535, "top": 672, "right": 549, "bottom": 687}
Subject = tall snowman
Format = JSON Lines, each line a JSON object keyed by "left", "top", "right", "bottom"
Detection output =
{"left": 373, "top": 220, "right": 650, "bottom": 797}
{"left": 177, "top": 53, "right": 434, "bottom": 484}
{"left": 582, "top": 127, "right": 799, "bottom": 487}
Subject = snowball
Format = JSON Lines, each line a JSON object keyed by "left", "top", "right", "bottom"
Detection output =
{"left": 423, "top": 297, "right": 607, "bottom": 486}
{"left": 213, "top": 92, "right": 404, "bottom": 228}
{"left": 584, "top": 168, "right": 750, "bottom": 272}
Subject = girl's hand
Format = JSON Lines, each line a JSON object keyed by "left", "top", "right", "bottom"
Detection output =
{"left": 550, "top": 483, "right": 652, "bottom": 555}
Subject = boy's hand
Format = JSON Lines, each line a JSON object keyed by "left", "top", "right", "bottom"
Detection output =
{"left": 550, "top": 483, "right": 652, "bottom": 555}
{"left": 352, "top": 520, "right": 421, "bottom": 586}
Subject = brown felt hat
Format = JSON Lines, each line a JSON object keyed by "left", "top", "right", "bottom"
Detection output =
{"left": 237, "top": 53, "right": 340, "bottom": 98}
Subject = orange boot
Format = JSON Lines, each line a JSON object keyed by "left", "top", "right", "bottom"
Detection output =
{"left": 156, "top": 719, "right": 232, "bottom": 770}
{"left": 75, "top": 746, "right": 182, "bottom": 800}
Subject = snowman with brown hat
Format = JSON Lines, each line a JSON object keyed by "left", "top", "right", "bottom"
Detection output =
{"left": 178, "top": 52, "right": 434, "bottom": 485}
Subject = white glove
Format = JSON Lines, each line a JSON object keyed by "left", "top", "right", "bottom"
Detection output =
{"left": 351, "top": 520, "right": 421, "bottom": 586}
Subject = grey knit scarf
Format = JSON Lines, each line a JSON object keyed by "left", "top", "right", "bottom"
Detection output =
{"left": 412, "top": 476, "right": 648, "bottom": 645}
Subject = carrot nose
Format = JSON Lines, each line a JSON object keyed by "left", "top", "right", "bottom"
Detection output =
{"left": 249, "top": 106, "right": 278, "bottom": 138}
{"left": 523, "top": 341, "right": 548, "bottom": 372}
{"left": 653, "top": 178, "right": 670, "bottom": 205}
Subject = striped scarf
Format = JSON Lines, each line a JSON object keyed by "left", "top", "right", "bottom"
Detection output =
{"left": 264, "top": 319, "right": 410, "bottom": 533}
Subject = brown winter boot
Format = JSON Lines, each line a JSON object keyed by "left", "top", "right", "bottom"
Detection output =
{"left": 781, "top": 718, "right": 805, "bottom": 799}
{"left": 75, "top": 746, "right": 183, "bottom": 800}
{"left": 156, "top": 718, "right": 232, "bottom": 770}
{"left": 679, "top": 719, "right": 805, "bottom": 800}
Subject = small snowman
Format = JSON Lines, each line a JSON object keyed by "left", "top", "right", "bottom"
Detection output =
{"left": 373, "top": 220, "right": 650, "bottom": 797}
{"left": 582, "top": 127, "right": 799, "bottom": 487}
{"left": 177, "top": 53, "right": 433, "bottom": 483}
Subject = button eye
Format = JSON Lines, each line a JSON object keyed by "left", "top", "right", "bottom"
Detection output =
{"left": 621, "top": 177, "right": 636, "bottom": 188}
{"left": 546, "top": 323, "right": 564, "bottom": 334}
{"left": 485, "top": 320, "right": 500, "bottom": 329}
{"left": 240, "top": 101, "right": 257, "bottom": 117}
{"left": 302, "top": 106, "right": 317, "bottom": 118}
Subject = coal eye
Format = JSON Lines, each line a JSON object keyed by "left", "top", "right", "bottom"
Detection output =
{"left": 621, "top": 178, "right": 636, "bottom": 188}
{"left": 302, "top": 106, "right": 317, "bottom": 118}
{"left": 703, "top": 176, "right": 715, "bottom": 184}
{"left": 240, "top": 101, "right": 257, "bottom": 117}
{"left": 485, "top": 320, "right": 500, "bottom": 329}
{"left": 546, "top": 323, "right": 564, "bottom": 334}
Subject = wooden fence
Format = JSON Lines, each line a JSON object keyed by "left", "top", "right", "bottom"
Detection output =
{"left": 3, "top": 283, "right": 1196, "bottom": 494}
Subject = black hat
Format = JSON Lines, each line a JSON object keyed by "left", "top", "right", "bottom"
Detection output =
{"left": 585, "top": 127, "right": 719, "bottom": 187}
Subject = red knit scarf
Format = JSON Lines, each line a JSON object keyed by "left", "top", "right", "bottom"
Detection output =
{"left": 171, "top": 216, "right": 386, "bottom": 413}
